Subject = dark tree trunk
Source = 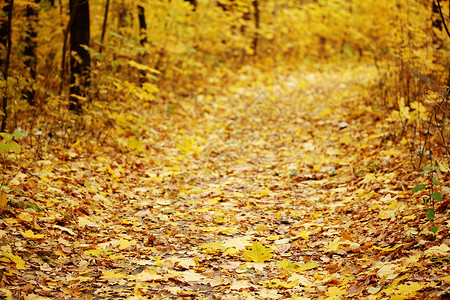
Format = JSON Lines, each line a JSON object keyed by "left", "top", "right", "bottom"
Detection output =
{"left": 24, "top": 0, "right": 41, "bottom": 106}
{"left": 69, "top": 0, "right": 90, "bottom": 112}
{"left": 0, "top": 1, "right": 10, "bottom": 67}
{"left": 1, "top": 0, "right": 13, "bottom": 132}
{"left": 99, "top": 0, "right": 110, "bottom": 54}
{"left": 252, "top": 0, "right": 259, "bottom": 55}
{"left": 137, "top": 5, "right": 147, "bottom": 46}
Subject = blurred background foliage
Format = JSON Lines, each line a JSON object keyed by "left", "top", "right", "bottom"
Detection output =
{"left": 1, "top": 0, "right": 450, "bottom": 167}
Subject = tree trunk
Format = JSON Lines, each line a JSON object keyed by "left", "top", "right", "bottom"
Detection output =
{"left": 24, "top": 0, "right": 41, "bottom": 106}
{"left": 1, "top": 0, "right": 13, "bottom": 132}
{"left": 0, "top": 1, "right": 10, "bottom": 67}
{"left": 252, "top": 0, "right": 259, "bottom": 55}
{"left": 99, "top": 0, "right": 110, "bottom": 54}
{"left": 137, "top": 5, "right": 147, "bottom": 46}
{"left": 69, "top": 0, "right": 90, "bottom": 112}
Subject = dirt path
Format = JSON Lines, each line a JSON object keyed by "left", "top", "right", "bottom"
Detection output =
{"left": 4, "top": 64, "right": 449, "bottom": 299}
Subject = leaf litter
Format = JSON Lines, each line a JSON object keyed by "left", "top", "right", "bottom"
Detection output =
{"left": 1, "top": 64, "right": 449, "bottom": 299}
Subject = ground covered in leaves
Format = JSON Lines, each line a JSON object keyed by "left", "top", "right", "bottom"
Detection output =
{"left": 1, "top": 63, "right": 450, "bottom": 299}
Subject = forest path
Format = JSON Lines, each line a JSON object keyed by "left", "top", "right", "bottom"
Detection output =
{"left": 7, "top": 64, "right": 449, "bottom": 299}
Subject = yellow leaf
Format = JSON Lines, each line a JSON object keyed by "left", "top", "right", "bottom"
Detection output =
{"left": 21, "top": 230, "right": 45, "bottom": 240}
{"left": 298, "top": 230, "right": 309, "bottom": 240}
{"left": 222, "top": 237, "right": 252, "bottom": 251}
{"left": 372, "top": 244, "right": 405, "bottom": 252}
{"left": 101, "top": 270, "right": 125, "bottom": 279}
{"left": 259, "top": 188, "right": 270, "bottom": 197}
{"left": 398, "top": 97, "right": 411, "bottom": 120}
{"left": 403, "top": 215, "right": 416, "bottom": 221}
{"left": 223, "top": 248, "right": 239, "bottom": 256}
{"left": 396, "top": 282, "right": 423, "bottom": 295}
{"left": 327, "top": 286, "right": 347, "bottom": 298}
{"left": 340, "top": 231, "right": 353, "bottom": 242}
{"left": 78, "top": 217, "right": 94, "bottom": 228}
{"left": 0, "top": 192, "right": 7, "bottom": 210}
{"left": 17, "top": 212, "right": 33, "bottom": 223}
{"left": 296, "top": 262, "right": 321, "bottom": 271}
{"left": 177, "top": 258, "right": 196, "bottom": 269}
{"left": 128, "top": 269, "right": 164, "bottom": 282}
{"left": 326, "top": 237, "right": 343, "bottom": 252}
{"left": 200, "top": 242, "right": 226, "bottom": 253}
{"left": 440, "top": 275, "right": 450, "bottom": 283}
{"left": 288, "top": 273, "right": 312, "bottom": 286}
{"left": 230, "top": 280, "right": 252, "bottom": 290}
{"left": 266, "top": 278, "right": 297, "bottom": 288}
{"left": 70, "top": 276, "right": 93, "bottom": 282}
{"left": 118, "top": 239, "right": 137, "bottom": 250}
{"left": 277, "top": 259, "right": 298, "bottom": 271}
{"left": 243, "top": 241, "right": 273, "bottom": 263}
{"left": 0, "top": 252, "right": 26, "bottom": 269}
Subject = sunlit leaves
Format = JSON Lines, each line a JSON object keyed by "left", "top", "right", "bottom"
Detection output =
{"left": 243, "top": 241, "right": 273, "bottom": 263}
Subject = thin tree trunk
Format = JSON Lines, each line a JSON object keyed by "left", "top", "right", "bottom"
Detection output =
{"left": 252, "top": 0, "right": 259, "bottom": 55}
{"left": 1, "top": 0, "right": 13, "bottom": 132}
{"left": 24, "top": 0, "right": 41, "bottom": 106}
{"left": 99, "top": 0, "right": 110, "bottom": 54}
{"left": 69, "top": 0, "right": 90, "bottom": 112}
{"left": 137, "top": 5, "right": 147, "bottom": 46}
{"left": 0, "top": 1, "right": 10, "bottom": 67}
{"left": 60, "top": 0, "right": 77, "bottom": 95}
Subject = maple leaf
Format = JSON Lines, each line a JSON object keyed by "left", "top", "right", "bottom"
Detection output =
{"left": 244, "top": 241, "right": 273, "bottom": 263}
{"left": 0, "top": 252, "right": 25, "bottom": 270}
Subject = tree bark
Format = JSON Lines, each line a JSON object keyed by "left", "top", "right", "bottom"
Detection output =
{"left": 137, "top": 5, "right": 147, "bottom": 46}
{"left": 1, "top": 0, "right": 13, "bottom": 132}
{"left": 0, "top": 1, "right": 10, "bottom": 67}
{"left": 252, "top": 0, "right": 259, "bottom": 55}
{"left": 69, "top": 0, "right": 90, "bottom": 112}
{"left": 99, "top": 0, "right": 110, "bottom": 54}
{"left": 24, "top": 0, "right": 41, "bottom": 106}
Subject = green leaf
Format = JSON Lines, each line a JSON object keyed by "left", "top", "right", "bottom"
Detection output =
{"left": 425, "top": 208, "right": 435, "bottom": 221}
{"left": 431, "top": 192, "right": 442, "bottom": 202}
{"left": 6, "top": 141, "right": 21, "bottom": 154}
{"left": 423, "top": 166, "right": 432, "bottom": 172}
{"left": 0, "top": 141, "right": 7, "bottom": 154}
{"left": 432, "top": 178, "right": 441, "bottom": 186}
{"left": 0, "top": 133, "right": 12, "bottom": 142}
{"left": 430, "top": 226, "right": 438, "bottom": 234}
{"left": 12, "top": 130, "right": 24, "bottom": 139}
{"left": 25, "top": 203, "right": 43, "bottom": 212}
{"left": 413, "top": 183, "right": 426, "bottom": 193}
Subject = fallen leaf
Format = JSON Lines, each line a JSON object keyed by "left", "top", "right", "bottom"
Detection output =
{"left": 0, "top": 192, "right": 7, "bottom": 210}
{"left": 0, "top": 252, "right": 26, "bottom": 269}
{"left": 21, "top": 230, "right": 45, "bottom": 240}
{"left": 424, "top": 244, "right": 450, "bottom": 257}
{"left": 230, "top": 280, "right": 252, "bottom": 290}
{"left": 244, "top": 241, "right": 273, "bottom": 263}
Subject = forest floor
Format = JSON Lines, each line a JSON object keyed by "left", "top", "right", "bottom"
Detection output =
{"left": 1, "top": 63, "right": 450, "bottom": 299}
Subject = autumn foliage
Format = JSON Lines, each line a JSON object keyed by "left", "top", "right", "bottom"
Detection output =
{"left": 0, "top": 0, "right": 449, "bottom": 299}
